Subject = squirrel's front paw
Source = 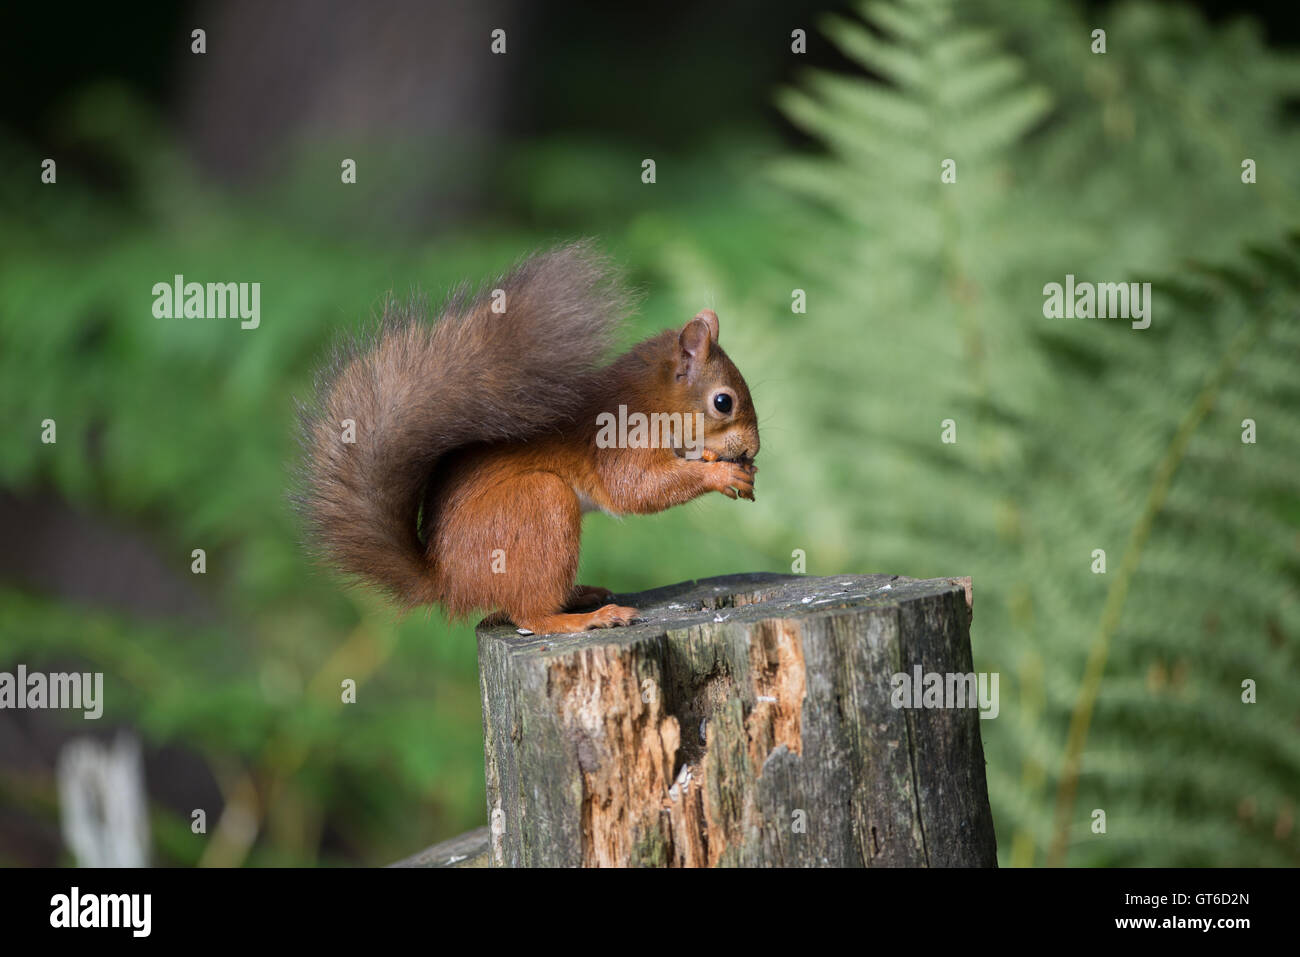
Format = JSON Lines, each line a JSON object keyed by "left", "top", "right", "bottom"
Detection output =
{"left": 707, "top": 460, "right": 757, "bottom": 501}
{"left": 566, "top": 584, "right": 614, "bottom": 610}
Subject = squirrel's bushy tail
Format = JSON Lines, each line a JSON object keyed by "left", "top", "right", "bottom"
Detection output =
{"left": 295, "top": 241, "right": 628, "bottom": 606}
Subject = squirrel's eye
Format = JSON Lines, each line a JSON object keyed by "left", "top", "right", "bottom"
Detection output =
{"left": 712, "top": 392, "right": 733, "bottom": 415}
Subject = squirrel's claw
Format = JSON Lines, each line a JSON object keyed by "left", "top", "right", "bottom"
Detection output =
{"left": 708, "top": 459, "right": 755, "bottom": 501}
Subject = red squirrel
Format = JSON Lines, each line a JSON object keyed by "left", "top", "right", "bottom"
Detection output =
{"left": 297, "top": 242, "right": 759, "bottom": 634}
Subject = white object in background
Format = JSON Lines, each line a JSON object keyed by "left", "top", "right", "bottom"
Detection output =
{"left": 56, "top": 733, "right": 150, "bottom": 867}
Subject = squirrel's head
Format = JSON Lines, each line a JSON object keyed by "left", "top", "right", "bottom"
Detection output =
{"left": 670, "top": 310, "right": 760, "bottom": 463}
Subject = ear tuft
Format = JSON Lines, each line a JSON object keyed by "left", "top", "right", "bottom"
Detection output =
{"left": 693, "top": 309, "right": 720, "bottom": 343}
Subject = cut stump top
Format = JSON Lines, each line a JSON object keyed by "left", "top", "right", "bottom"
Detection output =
{"left": 476, "top": 571, "right": 973, "bottom": 648}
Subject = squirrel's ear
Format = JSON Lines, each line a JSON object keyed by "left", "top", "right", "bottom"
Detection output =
{"left": 677, "top": 317, "right": 712, "bottom": 380}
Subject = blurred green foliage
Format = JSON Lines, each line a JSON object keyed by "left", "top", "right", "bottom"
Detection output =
{"left": 770, "top": 0, "right": 1300, "bottom": 865}
{"left": 1, "top": 0, "right": 1297, "bottom": 866}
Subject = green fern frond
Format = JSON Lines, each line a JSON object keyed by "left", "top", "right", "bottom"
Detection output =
{"left": 768, "top": 0, "right": 1300, "bottom": 865}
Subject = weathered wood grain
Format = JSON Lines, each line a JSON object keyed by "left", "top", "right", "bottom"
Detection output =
{"left": 475, "top": 572, "right": 995, "bottom": 867}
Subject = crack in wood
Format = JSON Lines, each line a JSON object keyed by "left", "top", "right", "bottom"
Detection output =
{"left": 546, "top": 612, "right": 807, "bottom": 866}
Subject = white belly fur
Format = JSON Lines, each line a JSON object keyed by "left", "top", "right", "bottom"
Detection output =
{"left": 574, "top": 488, "right": 616, "bottom": 516}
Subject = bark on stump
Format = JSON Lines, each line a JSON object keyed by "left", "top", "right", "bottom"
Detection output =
{"left": 478, "top": 572, "right": 996, "bottom": 867}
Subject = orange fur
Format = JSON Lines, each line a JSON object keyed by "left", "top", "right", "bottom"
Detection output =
{"left": 296, "top": 245, "right": 759, "bottom": 634}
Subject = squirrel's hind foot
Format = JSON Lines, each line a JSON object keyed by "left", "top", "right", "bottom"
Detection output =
{"left": 517, "top": 604, "right": 640, "bottom": 635}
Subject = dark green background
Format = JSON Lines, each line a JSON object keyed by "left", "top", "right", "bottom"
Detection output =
{"left": 2, "top": 0, "right": 1297, "bottom": 866}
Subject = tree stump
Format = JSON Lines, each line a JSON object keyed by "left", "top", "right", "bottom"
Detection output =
{"left": 477, "top": 572, "right": 996, "bottom": 867}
